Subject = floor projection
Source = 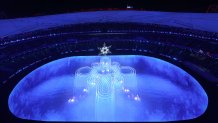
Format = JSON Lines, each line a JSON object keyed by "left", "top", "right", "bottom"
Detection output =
{"left": 8, "top": 55, "right": 208, "bottom": 122}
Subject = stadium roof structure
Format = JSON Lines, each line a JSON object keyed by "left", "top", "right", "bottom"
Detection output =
{"left": 0, "top": 10, "right": 218, "bottom": 38}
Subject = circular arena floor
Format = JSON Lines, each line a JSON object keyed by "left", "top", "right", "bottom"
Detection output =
{"left": 9, "top": 55, "right": 208, "bottom": 122}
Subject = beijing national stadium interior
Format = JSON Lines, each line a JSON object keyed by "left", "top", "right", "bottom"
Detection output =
{"left": 0, "top": 0, "right": 218, "bottom": 122}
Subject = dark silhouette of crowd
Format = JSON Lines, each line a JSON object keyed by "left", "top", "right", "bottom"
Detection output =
{"left": 0, "top": 23, "right": 218, "bottom": 86}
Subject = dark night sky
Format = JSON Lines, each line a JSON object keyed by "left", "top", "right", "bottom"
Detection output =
{"left": 0, "top": 0, "right": 217, "bottom": 18}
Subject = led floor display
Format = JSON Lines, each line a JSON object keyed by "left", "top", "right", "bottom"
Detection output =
{"left": 8, "top": 55, "right": 208, "bottom": 122}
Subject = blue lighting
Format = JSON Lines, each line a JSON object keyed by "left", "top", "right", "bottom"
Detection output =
{"left": 8, "top": 55, "right": 208, "bottom": 122}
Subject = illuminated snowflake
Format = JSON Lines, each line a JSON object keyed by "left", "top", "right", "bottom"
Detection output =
{"left": 98, "top": 43, "right": 111, "bottom": 55}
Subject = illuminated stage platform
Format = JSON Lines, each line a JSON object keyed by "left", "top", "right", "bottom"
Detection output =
{"left": 9, "top": 55, "right": 208, "bottom": 121}
{"left": 0, "top": 10, "right": 218, "bottom": 123}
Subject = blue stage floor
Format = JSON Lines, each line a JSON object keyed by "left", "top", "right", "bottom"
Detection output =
{"left": 8, "top": 55, "right": 208, "bottom": 121}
